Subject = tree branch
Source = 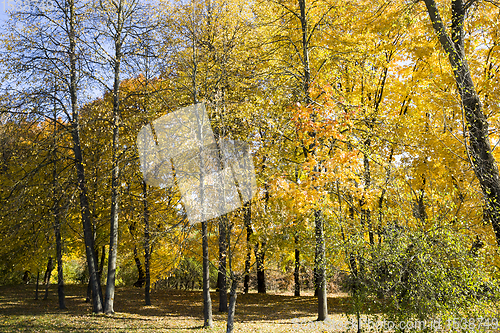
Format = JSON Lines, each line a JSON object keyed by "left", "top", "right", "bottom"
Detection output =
{"left": 451, "top": 0, "right": 465, "bottom": 55}
{"left": 423, "top": 0, "right": 462, "bottom": 71}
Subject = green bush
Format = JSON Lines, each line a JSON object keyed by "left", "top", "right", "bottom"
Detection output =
{"left": 342, "top": 222, "right": 499, "bottom": 331}
{"left": 157, "top": 257, "right": 218, "bottom": 290}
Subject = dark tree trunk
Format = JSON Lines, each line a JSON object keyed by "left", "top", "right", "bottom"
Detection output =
{"left": 87, "top": 246, "right": 101, "bottom": 303}
{"left": 243, "top": 203, "right": 252, "bottom": 294}
{"left": 43, "top": 256, "right": 53, "bottom": 300}
{"left": 254, "top": 242, "right": 266, "bottom": 294}
{"left": 349, "top": 253, "right": 358, "bottom": 290}
{"left": 349, "top": 253, "right": 361, "bottom": 333}
{"left": 55, "top": 223, "right": 66, "bottom": 309}
{"left": 35, "top": 271, "right": 39, "bottom": 300}
{"left": 362, "top": 151, "right": 374, "bottom": 245}
{"left": 423, "top": 0, "right": 500, "bottom": 246}
{"left": 227, "top": 219, "right": 232, "bottom": 285}
{"left": 143, "top": 181, "right": 151, "bottom": 305}
{"left": 218, "top": 215, "right": 228, "bottom": 312}
{"left": 314, "top": 266, "right": 319, "bottom": 297}
{"left": 377, "top": 148, "right": 394, "bottom": 245}
{"left": 294, "top": 234, "right": 300, "bottom": 297}
{"left": 144, "top": 248, "right": 151, "bottom": 305}
{"left": 72, "top": 91, "right": 102, "bottom": 307}
{"left": 202, "top": 221, "right": 212, "bottom": 327}
{"left": 74, "top": 137, "right": 102, "bottom": 313}
{"left": 298, "top": 0, "right": 311, "bottom": 102}
{"left": 68, "top": 0, "right": 103, "bottom": 313}
{"left": 133, "top": 246, "right": 145, "bottom": 288}
{"left": 226, "top": 274, "right": 239, "bottom": 333}
{"left": 413, "top": 188, "right": 427, "bottom": 224}
{"left": 98, "top": 245, "right": 105, "bottom": 283}
{"left": 51, "top": 113, "right": 66, "bottom": 309}
{"left": 314, "top": 210, "right": 328, "bottom": 321}
{"left": 86, "top": 276, "right": 91, "bottom": 303}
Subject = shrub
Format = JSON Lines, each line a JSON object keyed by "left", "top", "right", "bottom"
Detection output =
{"left": 342, "top": 222, "right": 499, "bottom": 331}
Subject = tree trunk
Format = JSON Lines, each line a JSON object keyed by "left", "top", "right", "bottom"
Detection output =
{"left": 423, "top": 0, "right": 500, "bottom": 246}
{"left": 104, "top": 124, "right": 120, "bottom": 315}
{"left": 51, "top": 112, "right": 66, "bottom": 309}
{"left": 298, "top": 0, "right": 327, "bottom": 319}
{"left": 104, "top": 78, "right": 121, "bottom": 313}
{"left": 189, "top": 5, "right": 211, "bottom": 325}
{"left": 226, "top": 274, "right": 239, "bottom": 333}
{"left": 133, "top": 246, "right": 145, "bottom": 288}
{"left": 35, "top": 271, "right": 39, "bottom": 300}
{"left": 98, "top": 245, "right": 105, "bottom": 283}
{"left": 313, "top": 267, "right": 318, "bottom": 297}
{"left": 362, "top": 151, "right": 374, "bottom": 245}
{"left": 73, "top": 136, "right": 102, "bottom": 313}
{"left": 218, "top": 215, "right": 228, "bottom": 312}
{"left": 86, "top": 276, "right": 91, "bottom": 303}
{"left": 55, "top": 223, "right": 66, "bottom": 309}
{"left": 143, "top": 180, "right": 151, "bottom": 306}
{"left": 254, "top": 242, "right": 266, "bottom": 294}
{"left": 413, "top": 187, "right": 427, "bottom": 224}
{"left": 144, "top": 248, "right": 151, "bottom": 305}
{"left": 43, "top": 256, "right": 53, "bottom": 300}
{"left": 314, "top": 210, "right": 328, "bottom": 321}
{"left": 202, "top": 221, "right": 213, "bottom": 327}
{"left": 294, "top": 234, "right": 300, "bottom": 297}
{"left": 68, "top": 0, "right": 103, "bottom": 312}
{"left": 243, "top": 203, "right": 252, "bottom": 294}
{"left": 104, "top": 0, "right": 125, "bottom": 314}
{"left": 298, "top": 0, "right": 311, "bottom": 102}
{"left": 349, "top": 253, "right": 361, "bottom": 333}
{"left": 227, "top": 220, "right": 232, "bottom": 287}
{"left": 87, "top": 246, "right": 102, "bottom": 303}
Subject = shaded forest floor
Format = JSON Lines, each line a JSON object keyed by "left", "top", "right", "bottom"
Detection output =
{"left": 0, "top": 284, "right": 373, "bottom": 332}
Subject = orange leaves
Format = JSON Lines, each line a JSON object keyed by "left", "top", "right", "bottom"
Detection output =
{"left": 291, "top": 98, "right": 352, "bottom": 146}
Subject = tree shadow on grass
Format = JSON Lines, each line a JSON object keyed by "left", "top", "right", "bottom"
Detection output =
{"left": 0, "top": 284, "right": 364, "bottom": 332}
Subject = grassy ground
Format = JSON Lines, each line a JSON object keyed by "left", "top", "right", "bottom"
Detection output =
{"left": 0, "top": 284, "right": 363, "bottom": 332}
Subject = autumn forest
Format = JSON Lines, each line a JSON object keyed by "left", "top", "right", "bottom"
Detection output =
{"left": 0, "top": 0, "right": 499, "bottom": 332}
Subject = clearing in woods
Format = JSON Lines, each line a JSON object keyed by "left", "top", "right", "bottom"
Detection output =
{"left": 0, "top": 284, "right": 374, "bottom": 332}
